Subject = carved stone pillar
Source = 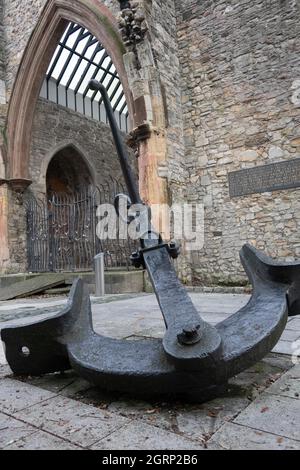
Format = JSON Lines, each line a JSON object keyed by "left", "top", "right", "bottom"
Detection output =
{"left": 128, "top": 123, "right": 170, "bottom": 239}
{"left": 0, "top": 183, "right": 10, "bottom": 271}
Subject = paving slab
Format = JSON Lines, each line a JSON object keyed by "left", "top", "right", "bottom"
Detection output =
{"left": 234, "top": 393, "right": 300, "bottom": 441}
{"left": 0, "top": 311, "right": 62, "bottom": 330}
{"left": 176, "top": 396, "right": 250, "bottom": 442}
{"left": 0, "top": 379, "right": 56, "bottom": 414}
{"left": 3, "top": 430, "right": 81, "bottom": 450}
{"left": 0, "top": 294, "right": 147, "bottom": 328}
{"left": 228, "top": 361, "right": 285, "bottom": 400}
{"left": 272, "top": 341, "right": 296, "bottom": 355}
{"left": 15, "top": 371, "right": 95, "bottom": 399}
{"left": 92, "top": 420, "right": 202, "bottom": 450}
{"left": 107, "top": 399, "right": 178, "bottom": 433}
{"left": 58, "top": 377, "right": 93, "bottom": 398}
{"left": 13, "top": 356, "right": 289, "bottom": 442}
{"left": 17, "top": 374, "right": 109, "bottom": 404}
{"left": 0, "top": 364, "right": 11, "bottom": 379}
{"left": 207, "top": 422, "right": 300, "bottom": 450}
{"left": 84, "top": 295, "right": 300, "bottom": 359}
{"left": 0, "top": 292, "right": 299, "bottom": 450}
{"left": 14, "top": 394, "right": 130, "bottom": 448}
{"left": 264, "top": 364, "right": 300, "bottom": 399}
{"left": 280, "top": 329, "right": 300, "bottom": 342}
{"left": 64, "top": 385, "right": 122, "bottom": 407}
{"left": 262, "top": 353, "right": 294, "bottom": 371}
{"left": 0, "top": 293, "right": 298, "bottom": 359}
{"left": 0, "top": 297, "right": 67, "bottom": 310}
{"left": 285, "top": 318, "right": 300, "bottom": 332}
{"left": 0, "top": 412, "right": 36, "bottom": 449}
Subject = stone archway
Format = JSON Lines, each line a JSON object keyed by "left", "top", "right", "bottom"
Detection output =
{"left": 5, "top": 0, "right": 136, "bottom": 185}
{"left": 5, "top": 0, "right": 171, "bottom": 209}
{"left": 46, "top": 146, "right": 94, "bottom": 197}
{"left": 1, "top": 0, "right": 173, "bottom": 273}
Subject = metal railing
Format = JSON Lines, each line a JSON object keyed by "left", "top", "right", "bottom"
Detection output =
{"left": 25, "top": 181, "right": 137, "bottom": 273}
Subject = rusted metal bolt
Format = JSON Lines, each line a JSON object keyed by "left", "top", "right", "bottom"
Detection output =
{"left": 183, "top": 326, "right": 199, "bottom": 338}
{"left": 177, "top": 324, "right": 202, "bottom": 345}
{"left": 130, "top": 251, "right": 144, "bottom": 269}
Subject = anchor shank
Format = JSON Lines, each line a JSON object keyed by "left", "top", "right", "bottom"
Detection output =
{"left": 142, "top": 245, "right": 222, "bottom": 368}
{"left": 143, "top": 245, "right": 204, "bottom": 331}
{"left": 89, "top": 79, "right": 142, "bottom": 205}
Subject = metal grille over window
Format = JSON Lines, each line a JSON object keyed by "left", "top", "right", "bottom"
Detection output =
{"left": 40, "top": 22, "right": 129, "bottom": 133}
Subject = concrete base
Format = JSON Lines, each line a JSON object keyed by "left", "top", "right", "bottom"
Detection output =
{"left": 0, "top": 270, "right": 145, "bottom": 296}
{"left": 65, "top": 270, "right": 145, "bottom": 295}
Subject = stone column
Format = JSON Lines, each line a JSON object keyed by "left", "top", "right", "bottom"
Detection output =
{"left": 0, "top": 183, "right": 10, "bottom": 271}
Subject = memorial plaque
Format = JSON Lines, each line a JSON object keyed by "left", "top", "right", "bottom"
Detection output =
{"left": 228, "top": 158, "right": 300, "bottom": 198}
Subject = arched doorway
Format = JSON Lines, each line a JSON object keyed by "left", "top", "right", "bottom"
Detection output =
{"left": 27, "top": 146, "right": 98, "bottom": 273}
{"left": 46, "top": 146, "right": 93, "bottom": 197}
{"left": 44, "top": 146, "right": 95, "bottom": 272}
{"left": 5, "top": 0, "right": 136, "bottom": 183}
{"left": 16, "top": 6, "right": 138, "bottom": 274}
{"left": 26, "top": 145, "right": 136, "bottom": 273}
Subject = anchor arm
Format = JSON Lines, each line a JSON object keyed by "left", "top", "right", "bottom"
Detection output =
{"left": 217, "top": 244, "right": 300, "bottom": 377}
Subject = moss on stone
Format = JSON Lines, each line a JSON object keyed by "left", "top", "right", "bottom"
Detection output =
{"left": 81, "top": 1, "right": 125, "bottom": 55}
{"left": 98, "top": 13, "right": 126, "bottom": 55}
{"left": 0, "top": 125, "right": 7, "bottom": 147}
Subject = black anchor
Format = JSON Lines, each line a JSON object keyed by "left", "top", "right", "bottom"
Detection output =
{"left": 1, "top": 80, "right": 299, "bottom": 402}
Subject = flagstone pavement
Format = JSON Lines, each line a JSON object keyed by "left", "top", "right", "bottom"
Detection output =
{"left": 0, "top": 292, "right": 299, "bottom": 450}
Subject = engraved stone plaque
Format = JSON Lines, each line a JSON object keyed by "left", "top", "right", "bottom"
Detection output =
{"left": 228, "top": 158, "right": 300, "bottom": 198}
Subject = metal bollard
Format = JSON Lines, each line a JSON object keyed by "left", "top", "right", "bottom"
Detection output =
{"left": 94, "top": 253, "right": 105, "bottom": 296}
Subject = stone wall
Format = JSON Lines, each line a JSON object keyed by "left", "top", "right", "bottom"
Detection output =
{"left": 2, "top": 0, "right": 300, "bottom": 281}
{"left": 0, "top": 0, "right": 6, "bottom": 125}
{"left": 120, "top": 0, "right": 190, "bottom": 278}
{"left": 4, "top": 97, "right": 136, "bottom": 272}
{"left": 120, "top": 0, "right": 187, "bottom": 206}
{"left": 0, "top": 0, "right": 136, "bottom": 273}
{"left": 3, "top": 0, "right": 46, "bottom": 95}
{"left": 0, "top": 1, "right": 5, "bottom": 83}
{"left": 0, "top": 0, "right": 54, "bottom": 272}
{"left": 0, "top": 2, "right": 8, "bottom": 272}
{"left": 145, "top": 0, "right": 186, "bottom": 190}
{"left": 29, "top": 98, "right": 135, "bottom": 195}
{"left": 6, "top": 189, "right": 26, "bottom": 272}
{"left": 176, "top": 0, "right": 300, "bottom": 285}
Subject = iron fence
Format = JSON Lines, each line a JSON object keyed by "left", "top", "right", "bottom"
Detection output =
{"left": 25, "top": 180, "right": 137, "bottom": 272}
